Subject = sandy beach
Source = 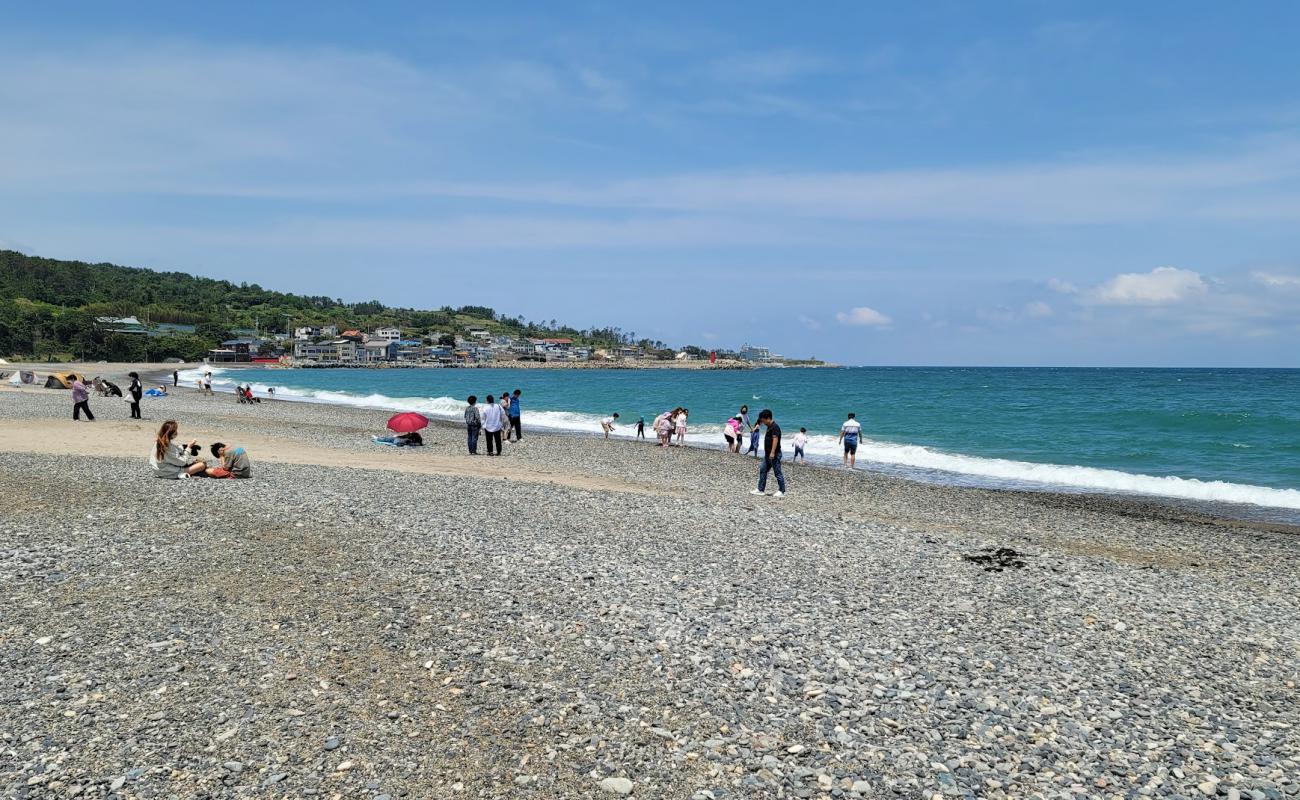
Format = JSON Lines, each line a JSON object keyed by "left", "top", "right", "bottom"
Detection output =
{"left": 2, "top": 364, "right": 1299, "bottom": 798}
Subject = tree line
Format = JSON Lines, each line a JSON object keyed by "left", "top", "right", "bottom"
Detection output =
{"left": 0, "top": 250, "right": 702, "bottom": 361}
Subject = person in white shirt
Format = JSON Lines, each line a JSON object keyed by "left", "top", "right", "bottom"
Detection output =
{"left": 792, "top": 427, "right": 809, "bottom": 462}
{"left": 838, "top": 412, "right": 862, "bottom": 468}
{"left": 481, "top": 394, "right": 506, "bottom": 456}
{"left": 601, "top": 413, "right": 620, "bottom": 438}
{"left": 674, "top": 409, "right": 688, "bottom": 445}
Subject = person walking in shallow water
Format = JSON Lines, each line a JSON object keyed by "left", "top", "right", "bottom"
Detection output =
{"left": 464, "top": 395, "right": 482, "bottom": 455}
{"left": 838, "top": 412, "right": 862, "bottom": 469}
{"left": 750, "top": 409, "right": 785, "bottom": 497}
{"left": 71, "top": 375, "right": 94, "bottom": 421}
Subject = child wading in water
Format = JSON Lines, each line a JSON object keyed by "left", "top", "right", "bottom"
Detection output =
{"left": 792, "top": 427, "right": 808, "bottom": 462}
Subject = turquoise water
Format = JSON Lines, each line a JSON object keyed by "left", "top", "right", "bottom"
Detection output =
{"left": 198, "top": 366, "right": 1300, "bottom": 515}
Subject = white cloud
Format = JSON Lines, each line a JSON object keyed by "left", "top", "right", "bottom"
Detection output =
{"left": 1023, "top": 300, "right": 1054, "bottom": 318}
{"left": 1087, "top": 266, "right": 1207, "bottom": 306}
{"left": 836, "top": 307, "right": 892, "bottom": 327}
{"left": 797, "top": 314, "right": 823, "bottom": 330}
{"left": 1046, "top": 278, "right": 1078, "bottom": 294}
{"left": 1252, "top": 271, "right": 1300, "bottom": 288}
{"left": 7, "top": 37, "right": 1300, "bottom": 229}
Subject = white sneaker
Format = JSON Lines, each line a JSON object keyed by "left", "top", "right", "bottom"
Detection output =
{"left": 772, "top": 491, "right": 785, "bottom": 498}
{"left": 750, "top": 489, "right": 765, "bottom": 496}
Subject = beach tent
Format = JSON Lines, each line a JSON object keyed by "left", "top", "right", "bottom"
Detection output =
{"left": 44, "top": 372, "right": 83, "bottom": 389}
{"left": 9, "top": 370, "right": 36, "bottom": 385}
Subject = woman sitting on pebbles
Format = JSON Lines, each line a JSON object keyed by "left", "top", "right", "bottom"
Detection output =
{"left": 150, "top": 420, "right": 207, "bottom": 479}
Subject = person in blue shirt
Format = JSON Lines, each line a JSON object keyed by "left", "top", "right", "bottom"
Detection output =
{"left": 508, "top": 389, "right": 523, "bottom": 441}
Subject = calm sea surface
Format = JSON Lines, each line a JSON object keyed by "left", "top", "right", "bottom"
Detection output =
{"left": 198, "top": 366, "right": 1300, "bottom": 519}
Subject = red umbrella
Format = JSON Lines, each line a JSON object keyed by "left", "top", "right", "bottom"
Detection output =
{"left": 387, "top": 412, "right": 429, "bottom": 434}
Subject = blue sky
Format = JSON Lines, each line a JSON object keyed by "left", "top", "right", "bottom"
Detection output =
{"left": 2, "top": 2, "right": 1300, "bottom": 365}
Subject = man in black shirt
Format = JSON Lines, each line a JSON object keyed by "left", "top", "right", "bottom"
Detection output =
{"left": 750, "top": 409, "right": 786, "bottom": 497}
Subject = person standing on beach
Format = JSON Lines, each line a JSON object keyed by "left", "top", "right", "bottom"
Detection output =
{"left": 601, "top": 413, "right": 620, "bottom": 438}
{"left": 127, "top": 371, "right": 143, "bottom": 420}
{"left": 739, "top": 404, "right": 760, "bottom": 457}
{"left": 635, "top": 416, "right": 645, "bottom": 439}
{"left": 171, "top": 369, "right": 178, "bottom": 387}
{"left": 481, "top": 394, "right": 505, "bottom": 456}
{"left": 499, "top": 391, "right": 513, "bottom": 443}
{"left": 203, "top": 372, "right": 213, "bottom": 395}
{"left": 674, "top": 408, "right": 688, "bottom": 445}
{"left": 750, "top": 409, "right": 785, "bottom": 497}
{"left": 464, "top": 395, "right": 482, "bottom": 454}
{"left": 71, "top": 375, "right": 94, "bottom": 421}
{"left": 508, "top": 389, "right": 523, "bottom": 442}
{"left": 838, "top": 412, "right": 862, "bottom": 469}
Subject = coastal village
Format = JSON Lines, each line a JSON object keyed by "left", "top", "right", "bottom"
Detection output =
{"left": 97, "top": 315, "right": 805, "bottom": 368}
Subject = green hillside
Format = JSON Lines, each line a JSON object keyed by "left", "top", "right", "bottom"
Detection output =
{"left": 0, "top": 250, "right": 674, "bottom": 361}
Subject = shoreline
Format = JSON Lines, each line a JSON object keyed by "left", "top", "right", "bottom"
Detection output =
{"left": 6, "top": 359, "right": 1298, "bottom": 527}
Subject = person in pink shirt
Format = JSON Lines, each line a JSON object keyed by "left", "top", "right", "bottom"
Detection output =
{"left": 71, "top": 375, "right": 95, "bottom": 421}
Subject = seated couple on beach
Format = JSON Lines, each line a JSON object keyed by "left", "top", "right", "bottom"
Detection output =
{"left": 150, "top": 420, "right": 252, "bottom": 479}
{"left": 373, "top": 431, "right": 423, "bottom": 447}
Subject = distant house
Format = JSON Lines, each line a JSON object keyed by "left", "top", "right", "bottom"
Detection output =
{"left": 294, "top": 338, "right": 361, "bottom": 364}
{"left": 373, "top": 327, "right": 401, "bottom": 342}
{"left": 614, "top": 346, "right": 643, "bottom": 360}
{"left": 320, "top": 325, "right": 339, "bottom": 338}
{"left": 394, "top": 339, "right": 424, "bottom": 361}
{"left": 340, "top": 329, "right": 364, "bottom": 341}
{"left": 467, "top": 329, "right": 492, "bottom": 341}
{"left": 212, "top": 338, "right": 257, "bottom": 362}
{"left": 363, "top": 339, "right": 394, "bottom": 363}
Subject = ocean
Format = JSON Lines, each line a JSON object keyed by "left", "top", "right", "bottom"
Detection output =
{"left": 186, "top": 366, "right": 1300, "bottom": 519}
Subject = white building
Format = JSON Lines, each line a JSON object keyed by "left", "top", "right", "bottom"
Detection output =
{"left": 373, "top": 327, "right": 401, "bottom": 342}
{"left": 739, "top": 344, "right": 771, "bottom": 362}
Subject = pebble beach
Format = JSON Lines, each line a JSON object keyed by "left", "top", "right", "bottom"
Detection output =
{"left": 2, "top": 372, "right": 1299, "bottom": 799}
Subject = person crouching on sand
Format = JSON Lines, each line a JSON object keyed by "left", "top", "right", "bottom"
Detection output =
{"left": 654, "top": 411, "right": 673, "bottom": 447}
{"left": 206, "top": 442, "right": 252, "bottom": 478}
{"left": 151, "top": 420, "right": 206, "bottom": 479}
{"left": 601, "top": 413, "right": 619, "bottom": 438}
{"left": 724, "top": 416, "right": 742, "bottom": 452}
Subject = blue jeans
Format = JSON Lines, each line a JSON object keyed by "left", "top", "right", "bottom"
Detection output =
{"left": 467, "top": 425, "right": 481, "bottom": 454}
{"left": 793, "top": 446, "right": 804, "bottom": 460}
{"left": 758, "top": 454, "right": 786, "bottom": 493}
